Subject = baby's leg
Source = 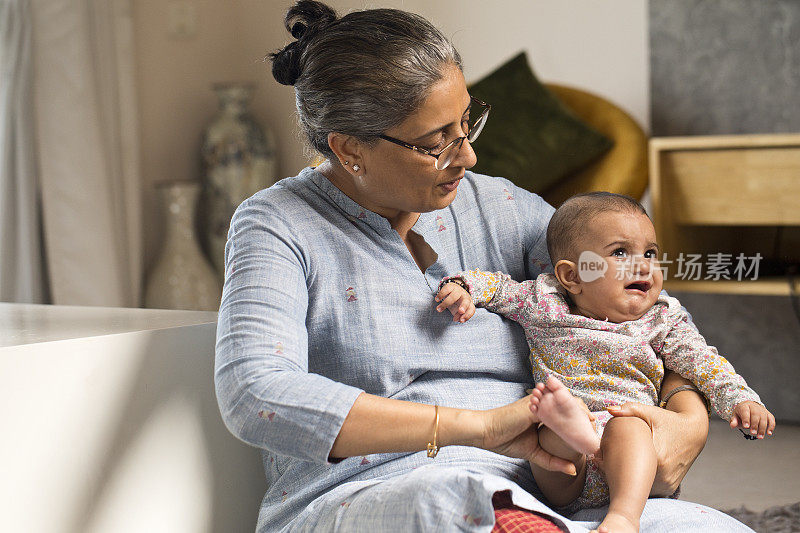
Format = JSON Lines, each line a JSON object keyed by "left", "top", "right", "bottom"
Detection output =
{"left": 531, "top": 426, "right": 588, "bottom": 508}
{"left": 593, "top": 416, "right": 657, "bottom": 533}
{"left": 528, "top": 376, "right": 600, "bottom": 508}
{"left": 530, "top": 375, "right": 601, "bottom": 455}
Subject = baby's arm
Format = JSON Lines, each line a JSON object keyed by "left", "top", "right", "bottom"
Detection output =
{"left": 731, "top": 400, "right": 775, "bottom": 439}
{"left": 435, "top": 280, "right": 475, "bottom": 322}
{"left": 438, "top": 270, "right": 539, "bottom": 328}
{"left": 657, "top": 305, "right": 775, "bottom": 437}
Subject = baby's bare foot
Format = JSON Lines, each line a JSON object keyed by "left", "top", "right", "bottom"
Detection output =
{"left": 530, "top": 376, "right": 600, "bottom": 455}
{"left": 592, "top": 512, "right": 638, "bottom": 533}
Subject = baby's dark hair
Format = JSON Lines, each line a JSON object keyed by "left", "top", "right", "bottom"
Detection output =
{"left": 546, "top": 192, "right": 649, "bottom": 264}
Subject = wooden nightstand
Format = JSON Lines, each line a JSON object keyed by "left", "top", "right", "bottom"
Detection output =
{"left": 649, "top": 133, "right": 800, "bottom": 295}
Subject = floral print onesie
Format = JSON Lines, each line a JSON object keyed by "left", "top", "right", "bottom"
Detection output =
{"left": 446, "top": 270, "right": 762, "bottom": 512}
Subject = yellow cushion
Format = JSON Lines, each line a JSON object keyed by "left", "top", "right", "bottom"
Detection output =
{"left": 541, "top": 84, "right": 648, "bottom": 207}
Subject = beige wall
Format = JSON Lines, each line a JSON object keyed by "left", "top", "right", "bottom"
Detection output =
{"left": 134, "top": 0, "right": 648, "bottom": 272}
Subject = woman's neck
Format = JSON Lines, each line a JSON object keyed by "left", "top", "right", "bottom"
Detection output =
{"left": 317, "top": 160, "right": 420, "bottom": 237}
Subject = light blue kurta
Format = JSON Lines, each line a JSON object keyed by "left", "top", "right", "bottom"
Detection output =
{"left": 214, "top": 167, "right": 752, "bottom": 532}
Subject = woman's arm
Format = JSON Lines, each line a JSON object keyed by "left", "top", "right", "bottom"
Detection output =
{"left": 331, "top": 391, "right": 577, "bottom": 475}
{"left": 215, "top": 197, "right": 363, "bottom": 463}
{"left": 607, "top": 370, "right": 709, "bottom": 496}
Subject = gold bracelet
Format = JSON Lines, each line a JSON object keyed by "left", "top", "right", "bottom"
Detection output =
{"left": 426, "top": 405, "right": 440, "bottom": 458}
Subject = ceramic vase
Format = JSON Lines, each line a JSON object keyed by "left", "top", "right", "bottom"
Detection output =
{"left": 145, "top": 181, "right": 221, "bottom": 311}
{"left": 200, "top": 82, "right": 277, "bottom": 281}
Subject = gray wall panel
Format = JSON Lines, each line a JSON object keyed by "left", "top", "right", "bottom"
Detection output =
{"left": 650, "top": 0, "right": 800, "bottom": 136}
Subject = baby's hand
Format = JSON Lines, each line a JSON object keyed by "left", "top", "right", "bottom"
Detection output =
{"left": 435, "top": 280, "right": 475, "bottom": 323}
{"left": 730, "top": 401, "right": 775, "bottom": 439}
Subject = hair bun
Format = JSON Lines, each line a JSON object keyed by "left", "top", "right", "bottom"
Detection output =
{"left": 285, "top": 0, "right": 337, "bottom": 40}
{"left": 270, "top": 41, "right": 302, "bottom": 86}
{"left": 270, "top": 1, "right": 337, "bottom": 86}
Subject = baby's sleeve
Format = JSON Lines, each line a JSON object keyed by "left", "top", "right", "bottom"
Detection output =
{"left": 657, "top": 304, "right": 762, "bottom": 421}
{"left": 441, "top": 270, "right": 539, "bottom": 329}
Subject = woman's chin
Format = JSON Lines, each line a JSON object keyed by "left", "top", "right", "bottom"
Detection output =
{"left": 430, "top": 189, "right": 458, "bottom": 210}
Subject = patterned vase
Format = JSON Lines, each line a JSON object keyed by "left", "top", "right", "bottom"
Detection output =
{"left": 145, "top": 181, "right": 221, "bottom": 311}
{"left": 200, "top": 82, "right": 278, "bottom": 281}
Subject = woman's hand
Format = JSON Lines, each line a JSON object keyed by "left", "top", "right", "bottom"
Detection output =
{"left": 477, "top": 395, "right": 579, "bottom": 476}
{"left": 607, "top": 398, "right": 709, "bottom": 496}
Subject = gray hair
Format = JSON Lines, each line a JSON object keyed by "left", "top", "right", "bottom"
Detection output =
{"left": 269, "top": 0, "right": 463, "bottom": 159}
{"left": 546, "top": 192, "right": 649, "bottom": 264}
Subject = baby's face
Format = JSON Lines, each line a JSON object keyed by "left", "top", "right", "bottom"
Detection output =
{"left": 569, "top": 211, "right": 663, "bottom": 322}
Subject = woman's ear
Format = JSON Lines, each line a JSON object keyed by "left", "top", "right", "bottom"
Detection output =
{"left": 328, "top": 132, "right": 365, "bottom": 177}
{"left": 554, "top": 260, "right": 581, "bottom": 294}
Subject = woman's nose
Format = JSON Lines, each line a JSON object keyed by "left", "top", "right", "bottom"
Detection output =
{"left": 454, "top": 137, "right": 477, "bottom": 170}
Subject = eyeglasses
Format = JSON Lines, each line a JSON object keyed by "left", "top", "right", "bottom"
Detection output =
{"left": 379, "top": 96, "right": 491, "bottom": 171}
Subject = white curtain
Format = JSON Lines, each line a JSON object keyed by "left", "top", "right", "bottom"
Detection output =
{"left": 0, "top": 0, "right": 46, "bottom": 303}
{"left": 29, "top": 0, "right": 142, "bottom": 307}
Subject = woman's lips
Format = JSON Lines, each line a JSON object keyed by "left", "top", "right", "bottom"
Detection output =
{"left": 438, "top": 178, "right": 461, "bottom": 192}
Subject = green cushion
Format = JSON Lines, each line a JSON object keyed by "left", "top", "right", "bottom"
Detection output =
{"left": 468, "top": 52, "right": 613, "bottom": 193}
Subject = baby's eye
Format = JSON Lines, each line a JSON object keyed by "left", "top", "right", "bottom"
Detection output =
{"left": 644, "top": 249, "right": 658, "bottom": 259}
{"left": 611, "top": 248, "right": 627, "bottom": 258}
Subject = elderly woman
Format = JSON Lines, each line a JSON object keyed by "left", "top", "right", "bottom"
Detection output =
{"left": 215, "top": 2, "right": 751, "bottom": 531}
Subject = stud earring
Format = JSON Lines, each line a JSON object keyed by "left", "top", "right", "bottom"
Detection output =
{"left": 353, "top": 164, "right": 360, "bottom": 172}
{"left": 344, "top": 160, "right": 349, "bottom": 166}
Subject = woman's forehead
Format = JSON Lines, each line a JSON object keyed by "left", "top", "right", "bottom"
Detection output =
{"left": 397, "top": 65, "right": 470, "bottom": 136}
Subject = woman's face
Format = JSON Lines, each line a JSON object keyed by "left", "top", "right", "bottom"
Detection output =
{"left": 355, "top": 63, "right": 478, "bottom": 219}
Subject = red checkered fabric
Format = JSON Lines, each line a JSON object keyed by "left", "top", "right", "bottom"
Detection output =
{"left": 491, "top": 491, "right": 565, "bottom": 533}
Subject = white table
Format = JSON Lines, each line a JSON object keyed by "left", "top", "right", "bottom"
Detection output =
{"left": 1, "top": 303, "right": 265, "bottom": 533}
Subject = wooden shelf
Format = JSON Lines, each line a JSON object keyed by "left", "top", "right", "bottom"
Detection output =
{"left": 649, "top": 133, "right": 800, "bottom": 295}
{"left": 664, "top": 277, "right": 798, "bottom": 296}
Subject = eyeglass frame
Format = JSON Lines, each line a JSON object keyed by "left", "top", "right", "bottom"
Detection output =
{"left": 378, "top": 96, "right": 491, "bottom": 170}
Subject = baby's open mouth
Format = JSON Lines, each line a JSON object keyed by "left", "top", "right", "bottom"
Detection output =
{"left": 625, "top": 280, "right": 652, "bottom": 293}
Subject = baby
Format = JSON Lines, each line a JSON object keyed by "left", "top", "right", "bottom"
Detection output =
{"left": 435, "top": 192, "right": 774, "bottom": 533}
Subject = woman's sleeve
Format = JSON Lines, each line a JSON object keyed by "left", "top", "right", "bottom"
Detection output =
{"left": 502, "top": 180, "right": 555, "bottom": 279}
{"left": 214, "top": 197, "right": 363, "bottom": 464}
